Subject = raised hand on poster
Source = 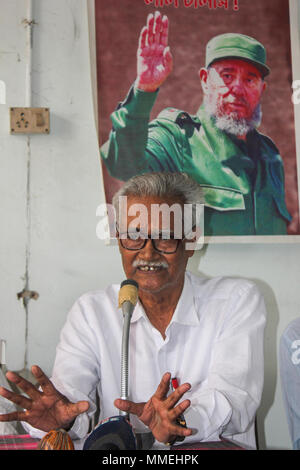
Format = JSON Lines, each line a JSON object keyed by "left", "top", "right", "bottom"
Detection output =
{"left": 135, "top": 11, "right": 173, "bottom": 92}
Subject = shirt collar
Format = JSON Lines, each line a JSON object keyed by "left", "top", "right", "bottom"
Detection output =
{"left": 130, "top": 272, "right": 200, "bottom": 327}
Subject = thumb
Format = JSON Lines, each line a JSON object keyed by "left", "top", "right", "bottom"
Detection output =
{"left": 69, "top": 400, "right": 90, "bottom": 418}
{"left": 114, "top": 399, "right": 145, "bottom": 417}
{"left": 163, "top": 46, "right": 173, "bottom": 74}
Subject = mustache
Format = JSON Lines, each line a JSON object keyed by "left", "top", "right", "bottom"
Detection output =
{"left": 223, "top": 95, "right": 248, "bottom": 106}
{"left": 132, "top": 259, "right": 169, "bottom": 269}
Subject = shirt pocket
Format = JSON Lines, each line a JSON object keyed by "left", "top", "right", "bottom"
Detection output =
{"left": 200, "top": 185, "right": 245, "bottom": 212}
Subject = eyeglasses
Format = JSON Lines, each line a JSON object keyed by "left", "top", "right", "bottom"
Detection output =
{"left": 117, "top": 231, "right": 184, "bottom": 254}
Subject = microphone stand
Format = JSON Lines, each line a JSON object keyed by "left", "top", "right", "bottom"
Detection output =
{"left": 118, "top": 284, "right": 154, "bottom": 450}
{"left": 83, "top": 279, "right": 153, "bottom": 450}
{"left": 120, "top": 307, "right": 131, "bottom": 419}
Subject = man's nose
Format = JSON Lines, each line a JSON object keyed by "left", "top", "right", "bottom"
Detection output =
{"left": 230, "top": 76, "right": 245, "bottom": 95}
{"left": 140, "top": 238, "right": 159, "bottom": 258}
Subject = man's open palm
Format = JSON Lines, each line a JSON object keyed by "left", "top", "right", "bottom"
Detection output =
{"left": 0, "top": 365, "right": 89, "bottom": 432}
{"left": 136, "top": 12, "right": 173, "bottom": 92}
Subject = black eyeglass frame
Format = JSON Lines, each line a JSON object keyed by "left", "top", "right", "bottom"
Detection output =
{"left": 116, "top": 228, "right": 196, "bottom": 255}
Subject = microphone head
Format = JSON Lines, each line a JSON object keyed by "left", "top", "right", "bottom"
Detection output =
{"left": 118, "top": 279, "right": 139, "bottom": 309}
{"left": 83, "top": 416, "right": 137, "bottom": 450}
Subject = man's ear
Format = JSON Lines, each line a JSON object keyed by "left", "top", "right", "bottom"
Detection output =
{"left": 262, "top": 80, "right": 267, "bottom": 94}
{"left": 199, "top": 67, "right": 209, "bottom": 94}
{"left": 116, "top": 231, "right": 122, "bottom": 253}
{"left": 184, "top": 226, "right": 204, "bottom": 255}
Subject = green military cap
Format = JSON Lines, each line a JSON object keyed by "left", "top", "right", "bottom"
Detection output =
{"left": 205, "top": 33, "right": 270, "bottom": 77}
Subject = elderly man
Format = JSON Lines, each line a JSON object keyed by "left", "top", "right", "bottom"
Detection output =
{"left": 0, "top": 172, "right": 266, "bottom": 449}
{"left": 101, "top": 11, "right": 291, "bottom": 236}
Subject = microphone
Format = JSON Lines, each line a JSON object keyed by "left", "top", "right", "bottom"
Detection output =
{"left": 83, "top": 279, "right": 139, "bottom": 450}
{"left": 118, "top": 279, "right": 139, "bottom": 311}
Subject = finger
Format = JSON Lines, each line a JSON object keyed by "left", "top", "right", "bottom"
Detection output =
{"left": 0, "top": 386, "right": 32, "bottom": 410}
{"left": 114, "top": 398, "right": 145, "bottom": 417}
{"left": 0, "top": 410, "right": 28, "bottom": 423}
{"left": 138, "top": 26, "right": 148, "bottom": 50}
{"left": 146, "top": 13, "right": 154, "bottom": 46}
{"left": 169, "top": 399, "right": 191, "bottom": 421}
{"left": 5, "top": 370, "right": 41, "bottom": 401}
{"left": 166, "top": 382, "right": 191, "bottom": 409}
{"left": 31, "top": 365, "right": 57, "bottom": 396}
{"left": 68, "top": 400, "right": 90, "bottom": 419}
{"left": 167, "top": 422, "right": 193, "bottom": 438}
{"left": 154, "top": 372, "right": 171, "bottom": 400}
{"left": 153, "top": 11, "right": 162, "bottom": 45}
{"left": 163, "top": 46, "right": 173, "bottom": 74}
{"left": 160, "top": 15, "right": 169, "bottom": 47}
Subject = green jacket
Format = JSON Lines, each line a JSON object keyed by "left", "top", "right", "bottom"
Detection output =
{"left": 101, "top": 85, "right": 291, "bottom": 236}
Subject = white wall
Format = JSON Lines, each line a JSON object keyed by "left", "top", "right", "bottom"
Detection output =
{"left": 0, "top": 0, "right": 299, "bottom": 450}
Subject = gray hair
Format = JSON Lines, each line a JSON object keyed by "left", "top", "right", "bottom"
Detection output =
{"left": 112, "top": 172, "right": 204, "bottom": 230}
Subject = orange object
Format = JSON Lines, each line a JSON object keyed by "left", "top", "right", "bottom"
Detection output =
{"left": 37, "top": 429, "right": 74, "bottom": 450}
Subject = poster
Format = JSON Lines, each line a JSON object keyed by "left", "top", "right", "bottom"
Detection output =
{"left": 94, "top": 0, "right": 300, "bottom": 241}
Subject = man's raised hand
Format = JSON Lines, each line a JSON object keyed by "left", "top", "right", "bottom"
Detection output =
{"left": 135, "top": 11, "right": 173, "bottom": 92}
{"left": 114, "top": 372, "right": 192, "bottom": 444}
{"left": 0, "top": 365, "right": 89, "bottom": 432}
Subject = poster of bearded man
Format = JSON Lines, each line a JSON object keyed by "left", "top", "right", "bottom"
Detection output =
{"left": 92, "top": 0, "right": 300, "bottom": 241}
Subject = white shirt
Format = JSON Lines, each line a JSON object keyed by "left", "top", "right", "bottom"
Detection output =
{"left": 24, "top": 271, "right": 266, "bottom": 449}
